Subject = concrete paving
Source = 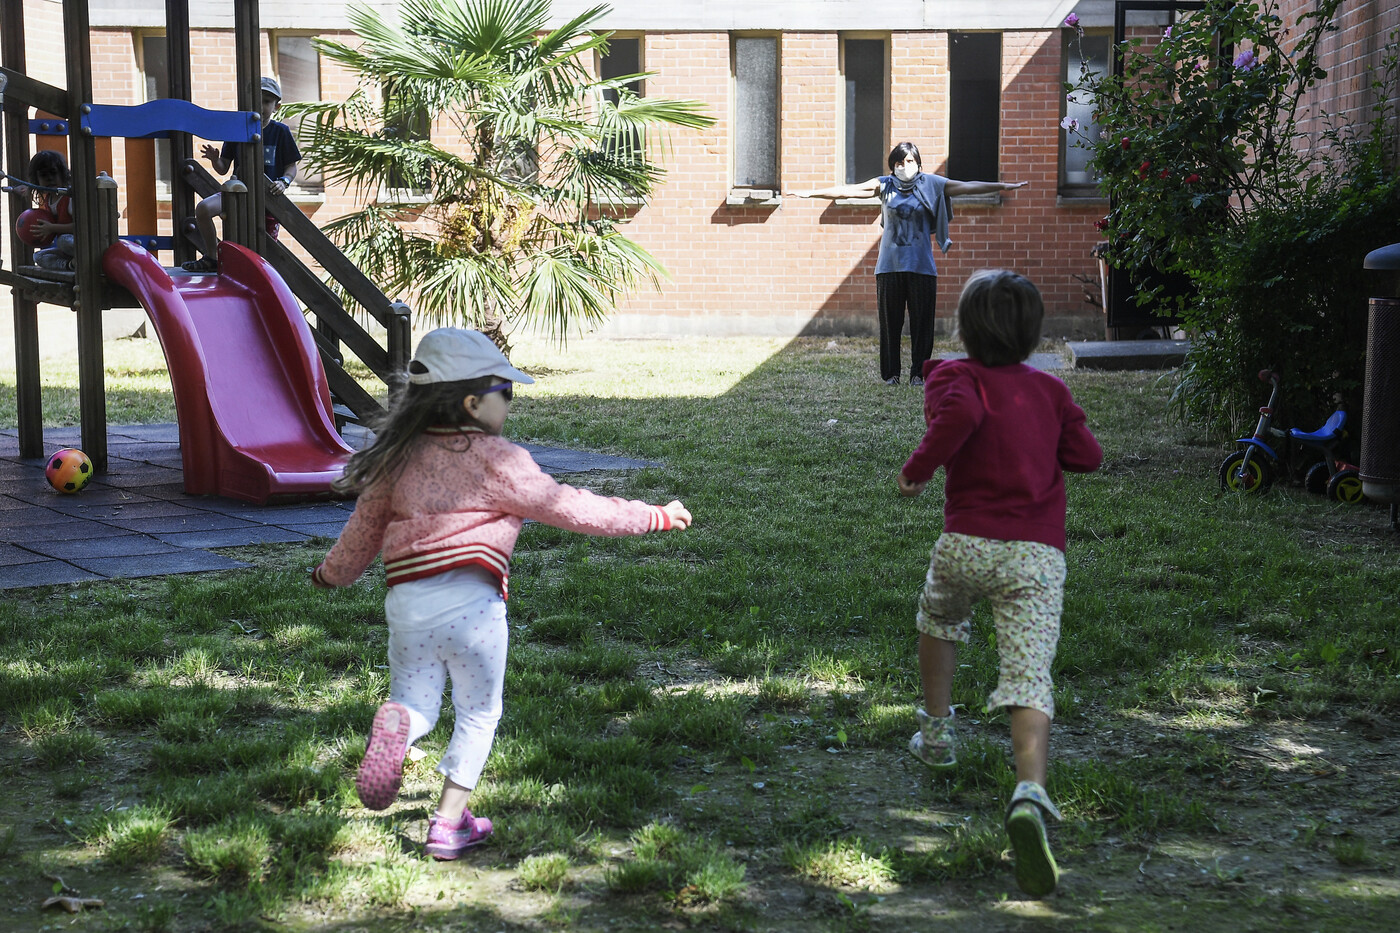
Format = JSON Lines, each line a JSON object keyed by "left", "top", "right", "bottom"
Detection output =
{"left": 1066, "top": 339, "right": 1191, "bottom": 370}
{"left": 0, "top": 424, "right": 656, "bottom": 590}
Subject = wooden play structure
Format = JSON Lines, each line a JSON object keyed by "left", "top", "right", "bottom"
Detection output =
{"left": 1, "top": 1, "right": 409, "bottom": 500}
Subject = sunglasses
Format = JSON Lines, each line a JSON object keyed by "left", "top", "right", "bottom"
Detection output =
{"left": 481, "top": 382, "right": 513, "bottom": 402}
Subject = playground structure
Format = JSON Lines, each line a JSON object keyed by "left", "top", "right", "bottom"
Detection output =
{"left": 1, "top": 0, "right": 410, "bottom": 501}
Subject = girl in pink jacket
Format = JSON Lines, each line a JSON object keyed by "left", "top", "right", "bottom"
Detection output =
{"left": 314, "top": 328, "right": 690, "bottom": 859}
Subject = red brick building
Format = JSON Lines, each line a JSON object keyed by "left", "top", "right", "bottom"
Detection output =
{"left": 5, "top": 0, "right": 1398, "bottom": 338}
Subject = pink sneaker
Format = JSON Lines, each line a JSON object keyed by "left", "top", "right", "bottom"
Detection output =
{"left": 356, "top": 702, "right": 411, "bottom": 810}
{"left": 425, "top": 809, "right": 493, "bottom": 860}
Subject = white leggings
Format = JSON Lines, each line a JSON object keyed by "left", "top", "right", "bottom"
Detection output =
{"left": 384, "top": 567, "right": 508, "bottom": 790}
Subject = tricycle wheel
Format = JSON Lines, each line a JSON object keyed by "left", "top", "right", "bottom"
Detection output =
{"left": 1326, "top": 468, "right": 1365, "bottom": 504}
{"left": 1220, "top": 450, "right": 1273, "bottom": 494}
{"left": 1305, "top": 462, "right": 1331, "bottom": 495}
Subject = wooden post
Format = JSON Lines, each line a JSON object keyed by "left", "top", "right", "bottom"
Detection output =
{"left": 64, "top": 0, "right": 107, "bottom": 471}
{"left": 125, "top": 136, "right": 158, "bottom": 243}
{"left": 2, "top": 0, "right": 43, "bottom": 458}
{"left": 233, "top": 0, "right": 266, "bottom": 255}
{"left": 166, "top": 0, "right": 195, "bottom": 265}
{"left": 95, "top": 173, "right": 119, "bottom": 253}
{"left": 220, "top": 177, "right": 251, "bottom": 252}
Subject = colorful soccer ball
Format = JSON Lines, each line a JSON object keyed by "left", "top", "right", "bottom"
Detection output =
{"left": 15, "top": 208, "right": 55, "bottom": 248}
{"left": 45, "top": 448, "right": 93, "bottom": 494}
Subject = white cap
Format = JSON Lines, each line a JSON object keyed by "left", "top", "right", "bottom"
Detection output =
{"left": 406, "top": 328, "right": 535, "bottom": 386}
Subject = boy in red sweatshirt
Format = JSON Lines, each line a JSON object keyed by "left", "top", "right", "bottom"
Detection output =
{"left": 898, "top": 269, "right": 1102, "bottom": 897}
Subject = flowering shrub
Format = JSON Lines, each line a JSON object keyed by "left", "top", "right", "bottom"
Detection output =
{"left": 1066, "top": 0, "right": 1400, "bottom": 432}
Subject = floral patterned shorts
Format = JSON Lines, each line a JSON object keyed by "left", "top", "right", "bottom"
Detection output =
{"left": 916, "top": 532, "right": 1066, "bottom": 718}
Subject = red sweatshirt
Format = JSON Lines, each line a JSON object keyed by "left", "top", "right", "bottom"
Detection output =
{"left": 901, "top": 358, "right": 1102, "bottom": 551}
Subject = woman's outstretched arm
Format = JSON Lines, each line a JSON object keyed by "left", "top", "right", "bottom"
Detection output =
{"left": 943, "top": 179, "right": 1028, "bottom": 196}
{"left": 787, "top": 177, "right": 882, "bottom": 199}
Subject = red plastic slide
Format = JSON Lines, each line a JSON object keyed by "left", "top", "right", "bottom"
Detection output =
{"left": 103, "top": 239, "right": 354, "bottom": 503}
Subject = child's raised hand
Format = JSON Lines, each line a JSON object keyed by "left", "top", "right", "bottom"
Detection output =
{"left": 200, "top": 143, "right": 221, "bottom": 162}
{"left": 897, "top": 472, "right": 927, "bottom": 497}
{"left": 662, "top": 500, "right": 691, "bottom": 530}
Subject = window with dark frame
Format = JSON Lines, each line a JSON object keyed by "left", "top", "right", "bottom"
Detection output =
{"left": 843, "top": 38, "right": 886, "bottom": 184}
{"left": 382, "top": 82, "right": 432, "bottom": 195}
{"left": 947, "top": 32, "right": 1001, "bottom": 182}
{"left": 1061, "top": 30, "right": 1110, "bottom": 194}
{"left": 599, "top": 36, "right": 643, "bottom": 161}
{"left": 139, "top": 34, "right": 171, "bottom": 185}
{"left": 733, "top": 36, "right": 779, "bottom": 189}
{"left": 275, "top": 35, "right": 322, "bottom": 187}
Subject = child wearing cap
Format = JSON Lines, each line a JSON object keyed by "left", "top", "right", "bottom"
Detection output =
{"left": 181, "top": 76, "right": 302, "bottom": 273}
{"left": 312, "top": 328, "right": 691, "bottom": 859}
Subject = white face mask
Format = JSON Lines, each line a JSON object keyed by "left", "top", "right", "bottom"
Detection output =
{"left": 894, "top": 164, "right": 919, "bottom": 183}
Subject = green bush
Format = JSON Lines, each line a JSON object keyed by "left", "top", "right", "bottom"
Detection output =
{"left": 1068, "top": 0, "right": 1400, "bottom": 431}
{"left": 1176, "top": 177, "right": 1400, "bottom": 434}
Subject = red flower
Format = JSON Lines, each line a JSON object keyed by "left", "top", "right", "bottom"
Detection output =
{"left": 1121, "top": 137, "right": 1132, "bottom": 149}
{"left": 1184, "top": 173, "right": 1201, "bottom": 184}
{"left": 1159, "top": 169, "right": 1170, "bottom": 179}
{"left": 1094, "top": 217, "right": 1110, "bottom": 231}
{"left": 1138, "top": 160, "right": 1152, "bottom": 178}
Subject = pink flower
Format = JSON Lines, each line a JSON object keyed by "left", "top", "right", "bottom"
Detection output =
{"left": 1064, "top": 13, "right": 1080, "bottom": 27}
{"left": 1060, "top": 116, "right": 1080, "bottom": 131}
{"left": 1233, "top": 49, "right": 1257, "bottom": 71}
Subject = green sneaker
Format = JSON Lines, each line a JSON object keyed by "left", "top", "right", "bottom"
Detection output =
{"left": 908, "top": 707, "right": 956, "bottom": 769}
{"left": 1005, "top": 781, "right": 1061, "bottom": 897}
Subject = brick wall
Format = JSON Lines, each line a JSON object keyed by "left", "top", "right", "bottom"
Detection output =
{"left": 597, "top": 28, "right": 1108, "bottom": 336}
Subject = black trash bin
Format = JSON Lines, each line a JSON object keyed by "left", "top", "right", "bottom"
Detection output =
{"left": 1361, "top": 243, "right": 1400, "bottom": 529}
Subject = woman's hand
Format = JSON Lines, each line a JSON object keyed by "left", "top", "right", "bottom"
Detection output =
{"left": 662, "top": 500, "right": 692, "bottom": 530}
{"left": 1003, "top": 181, "right": 1028, "bottom": 190}
{"left": 897, "top": 473, "right": 927, "bottom": 497}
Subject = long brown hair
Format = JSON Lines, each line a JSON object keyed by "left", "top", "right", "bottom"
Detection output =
{"left": 333, "top": 374, "right": 500, "bottom": 494}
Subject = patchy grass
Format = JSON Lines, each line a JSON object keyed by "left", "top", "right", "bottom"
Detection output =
{"left": 1, "top": 334, "right": 1398, "bottom": 931}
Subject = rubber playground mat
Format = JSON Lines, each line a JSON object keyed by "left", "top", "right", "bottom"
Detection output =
{"left": 0, "top": 424, "right": 656, "bottom": 590}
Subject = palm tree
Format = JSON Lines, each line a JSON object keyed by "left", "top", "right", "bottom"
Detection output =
{"left": 286, "top": 0, "right": 713, "bottom": 349}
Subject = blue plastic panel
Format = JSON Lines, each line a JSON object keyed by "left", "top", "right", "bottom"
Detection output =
{"left": 29, "top": 118, "right": 70, "bottom": 135}
{"left": 119, "top": 234, "right": 174, "bottom": 252}
{"left": 81, "top": 100, "right": 261, "bottom": 142}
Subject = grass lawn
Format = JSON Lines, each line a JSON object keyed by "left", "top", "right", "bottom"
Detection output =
{"left": 1, "top": 333, "right": 1398, "bottom": 932}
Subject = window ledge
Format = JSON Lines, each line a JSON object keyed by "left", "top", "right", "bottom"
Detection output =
{"left": 834, "top": 197, "right": 880, "bottom": 207}
{"left": 1056, "top": 194, "right": 1109, "bottom": 207}
{"left": 726, "top": 188, "right": 781, "bottom": 207}
{"left": 950, "top": 194, "right": 1002, "bottom": 206}
{"left": 286, "top": 187, "right": 326, "bottom": 206}
{"left": 376, "top": 188, "right": 432, "bottom": 205}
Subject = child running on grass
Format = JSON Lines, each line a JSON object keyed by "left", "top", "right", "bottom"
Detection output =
{"left": 313, "top": 328, "right": 691, "bottom": 859}
{"left": 897, "top": 269, "right": 1102, "bottom": 897}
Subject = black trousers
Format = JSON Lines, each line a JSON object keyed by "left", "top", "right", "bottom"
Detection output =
{"left": 876, "top": 272, "right": 938, "bottom": 382}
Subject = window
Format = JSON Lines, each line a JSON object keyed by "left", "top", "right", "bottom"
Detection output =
{"left": 947, "top": 32, "right": 1001, "bottom": 182}
{"left": 382, "top": 82, "right": 433, "bottom": 196}
{"left": 275, "top": 34, "right": 322, "bottom": 187}
{"left": 842, "top": 38, "right": 887, "bottom": 184}
{"left": 1061, "top": 30, "right": 1110, "bottom": 194}
{"left": 138, "top": 34, "right": 171, "bottom": 184}
{"left": 732, "top": 36, "right": 779, "bottom": 189}
{"left": 599, "top": 36, "right": 643, "bottom": 161}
